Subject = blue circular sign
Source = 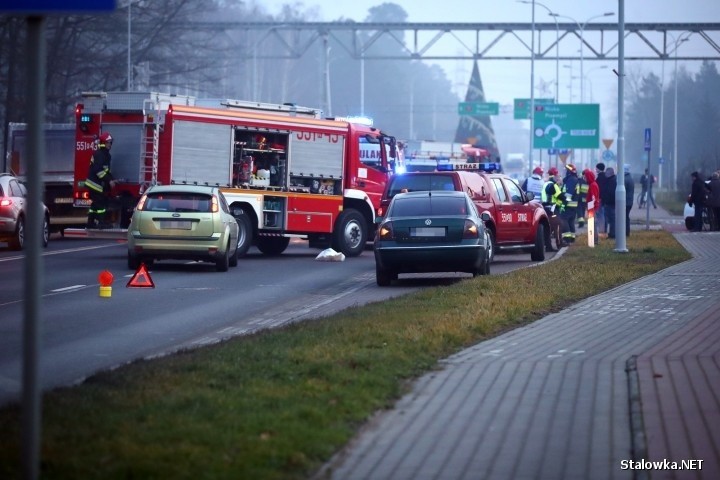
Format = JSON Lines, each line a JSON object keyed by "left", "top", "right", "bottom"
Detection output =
{"left": 602, "top": 150, "right": 615, "bottom": 161}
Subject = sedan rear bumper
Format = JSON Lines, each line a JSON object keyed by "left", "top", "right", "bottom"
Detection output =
{"left": 374, "top": 244, "right": 486, "bottom": 274}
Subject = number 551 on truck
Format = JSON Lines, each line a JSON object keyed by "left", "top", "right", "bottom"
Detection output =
{"left": 72, "top": 91, "right": 400, "bottom": 257}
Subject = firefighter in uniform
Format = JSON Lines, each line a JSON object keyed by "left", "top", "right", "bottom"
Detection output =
{"left": 541, "top": 167, "right": 569, "bottom": 250}
{"left": 576, "top": 173, "right": 589, "bottom": 227}
{"left": 560, "top": 163, "right": 580, "bottom": 243}
{"left": 522, "top": 166, "right": 545, "bottom": 202}
{"left": 84, "top": 132, "right": 116, "bottom": 228}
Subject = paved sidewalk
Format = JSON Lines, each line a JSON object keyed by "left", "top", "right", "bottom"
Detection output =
{"left": 317, "top": 208, "right": 719, "bottom": 480}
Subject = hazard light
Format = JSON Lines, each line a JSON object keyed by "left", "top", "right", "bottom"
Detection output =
{"left": 436, "top": 161, "right": 501, "bottom": 173}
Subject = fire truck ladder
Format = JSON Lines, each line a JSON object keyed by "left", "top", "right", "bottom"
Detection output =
{"left": 141, "top": 98, "right": 160, "bottom": 188}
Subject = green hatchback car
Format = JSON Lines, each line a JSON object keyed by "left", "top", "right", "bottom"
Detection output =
{"left": 374, "top": 190, "right": 491, "bottom": 286}
{"left": 127, "top": 184, "right": 239, "bottom": 272}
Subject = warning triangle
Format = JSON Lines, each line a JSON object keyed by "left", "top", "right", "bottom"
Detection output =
{"left": 602, "top": 138, "right": 614, "bottom": 149}
{"left": 127, "top": 262, "right": 155, "bottom": 288}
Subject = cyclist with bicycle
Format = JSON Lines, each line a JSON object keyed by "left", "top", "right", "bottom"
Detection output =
{"left": 639, "top": 168, "right": 657, "bottom": 209}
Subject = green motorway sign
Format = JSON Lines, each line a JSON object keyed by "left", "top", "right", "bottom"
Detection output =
{"left": 458, "top": 102, "right": 499, "bottom": 116}
{"left": 514, "top": 98, "right": 554, "bottom": 119}
{"left": 532, "top": 103, "right": 600, "bottom": 149}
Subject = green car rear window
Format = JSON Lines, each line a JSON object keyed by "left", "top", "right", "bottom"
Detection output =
{"left": 387, "top": 174, "right": 456, "bottom": 198}
{"left": 390, "top": 196, "right": 468, "bottom": 217}
{"left": 146, "top": 193, "right": 212, "bottom": 213}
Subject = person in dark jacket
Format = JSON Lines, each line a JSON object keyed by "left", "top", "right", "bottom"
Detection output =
{"left": 603, "top": 167, "right": 617, "bottom": 238}
{"left": 624, "top": 165, "right": 634, "bottom": 237}
{"left": 707, "top": 171, "right": 720, "bottom": 231}
{"left": 689, "top": 171, "right": 707, "bottom": 232}
{"left": 595, "top": 162, "right": 608, "bottom": 233}
{"left": 84, "top": 132, "right": 116, "bottom": 228}
{"left": 560, "top": 163, "right": 580, "bottom": 241}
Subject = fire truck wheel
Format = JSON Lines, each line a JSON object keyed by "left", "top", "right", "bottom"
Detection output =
{"left": 530, "top": 223, "right": 546, "bottom": 262}
{"left": 256, "top": 236, "right": 290, "bottom": 256}
{"left": 233, "top": 211, "right": 253, "bottom": 257}
{"left": 332, "top": 209, "right": 367, "bottom": 257}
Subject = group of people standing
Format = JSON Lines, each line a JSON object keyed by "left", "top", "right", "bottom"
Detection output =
{"left": 523, "top": 161, "right": 636, "bottom": 249}
{"left": 594, "top": 162, "right": 634, "bottom": 239}
{"left": 689, "top": 170, "right": 720, "bottom": 232}
{"left": 523, "top": 163, "right": 602, "bottom": 250}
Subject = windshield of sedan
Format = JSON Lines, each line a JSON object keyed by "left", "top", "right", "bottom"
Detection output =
{"left": 145, "top": 193, "right": 212, "bottom": 213}
{"left": 389, "top": 195, "right": 468, "bottom": 217}
{"left": 386, "top": 174, "right": 456, "bottom": 199}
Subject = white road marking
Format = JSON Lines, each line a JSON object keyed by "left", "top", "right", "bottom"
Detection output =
{"left": 51, "top": 285, "right": 87, "bottom": 293}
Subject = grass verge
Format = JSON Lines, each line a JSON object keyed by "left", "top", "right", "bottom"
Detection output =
{"left": 0, "top": 231, "right": 690, "bottom": 479}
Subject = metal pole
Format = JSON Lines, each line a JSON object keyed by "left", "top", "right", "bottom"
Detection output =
{"left": 554, "top": 16, "right": 559, "bottom": 103}
{"left": 615, "top": 0, "right": 628, "bottom": 252}
{"left": 24, "top": 15, "right": 46, "bottom": 480}
{"left": 127, "top": 2, "right": 131, "bottom": 90}
{"left": 673, "top": 45, "right": 679, "bottom": 191}
{"left": 528, "top": 1, "right": 536, "bottom": 176}
{"left": 659, "top": 59, "right": 665, "bottom": 189}
{"left": 360, "top": 55, "right": 365, "bottom": 117}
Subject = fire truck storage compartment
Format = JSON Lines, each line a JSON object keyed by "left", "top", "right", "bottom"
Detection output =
{"left": 288, "top": 131, "right": 344, "bottom": 194}
{"left": 103, "top": 123, "right": 146, "bottom": 184}
{"left": 263, "top": 196, "right": 285, "bottom": 229}
{"left": 172, "top": 120, "right": 233, "bottom": 186}
{"left": 233, "top": 128, "right": 289, "bottom": 188}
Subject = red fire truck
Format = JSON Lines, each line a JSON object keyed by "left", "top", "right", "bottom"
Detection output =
{"left": 72, "top": 92, "right": 399, "bottom": 257}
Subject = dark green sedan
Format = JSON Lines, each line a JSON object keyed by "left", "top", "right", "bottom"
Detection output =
{"left": 374, "top": 190, "right": 491, "bottom": 286}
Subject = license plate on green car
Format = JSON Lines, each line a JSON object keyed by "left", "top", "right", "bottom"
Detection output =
{"left": 160, "top": 220, "right": 192, "bottom": 230}
{"left": 411, "top": 227, "right": 444, "bottom": 237}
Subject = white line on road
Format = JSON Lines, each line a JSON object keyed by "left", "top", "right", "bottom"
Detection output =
{"left": 0, "top": 242, "right": 122, "bottom": 263}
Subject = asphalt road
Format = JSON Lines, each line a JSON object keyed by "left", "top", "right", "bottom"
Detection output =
{"left": 0, "top": 235, "right": 548, "bottom": 407}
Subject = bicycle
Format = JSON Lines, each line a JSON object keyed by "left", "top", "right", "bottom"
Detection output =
{"left": 636, "top": 191, "right": 647, "bottom": 209}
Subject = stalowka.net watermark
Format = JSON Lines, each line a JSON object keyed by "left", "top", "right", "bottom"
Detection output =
{"left": 621, "top": 459, "right": 704, "bottom": 471}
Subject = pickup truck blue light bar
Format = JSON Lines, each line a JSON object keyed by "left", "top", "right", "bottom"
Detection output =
{"left": 436, "top": 161, "right": 501, "bottom": 172}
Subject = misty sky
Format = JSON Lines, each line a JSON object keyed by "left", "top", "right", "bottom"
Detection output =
{"left": 257, "top": 0, "right": 719, "bottom": 137}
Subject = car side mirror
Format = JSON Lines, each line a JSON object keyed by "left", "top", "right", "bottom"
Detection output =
{"left": 480, "top": 211, "right": 491, "bottom": 222}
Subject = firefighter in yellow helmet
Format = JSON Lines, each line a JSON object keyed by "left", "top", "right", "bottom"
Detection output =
{"left": 84, "top": 132, "right": 116, "bottom": 228}
{"left": 560, "top": 163, "right": 580, "bottom": 243}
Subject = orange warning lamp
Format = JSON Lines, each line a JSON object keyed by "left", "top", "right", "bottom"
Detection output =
{"left": 98, "top": 270, "right": 114, "bottom": 298}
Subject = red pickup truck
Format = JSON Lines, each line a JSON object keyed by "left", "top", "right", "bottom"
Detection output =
{"left": 377, "top": 161, "right": 551, "bottom": 262}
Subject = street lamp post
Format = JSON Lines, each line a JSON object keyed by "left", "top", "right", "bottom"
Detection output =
{"left": 551, "top": 11, "right": 614, "bottom": 167}
{"left": 127, "top": 1, "right": 132, "bottom": 90}
{"left": 516, "top": 0, "right": 537, "bottom": 174}
{"left": 672, "top": 33, "right": 691, "bottom": 191}
{"left": 659, "top": 33, "right": 689, "bottom": 190}
{"left": 520, "top": 1, "right": 559, "bottom": 102}
{"left": 562, "top": 63, "right": 574, "bottom": 102}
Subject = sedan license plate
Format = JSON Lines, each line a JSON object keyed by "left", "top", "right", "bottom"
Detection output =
{"left": 411, "top": 227, "right": 445, "bottom": 237}
{"left": 54, "top": 197, "right": 73, "bottom": 204}
{"left": 159, "top": 220, "right": 192, "bottom": 230}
